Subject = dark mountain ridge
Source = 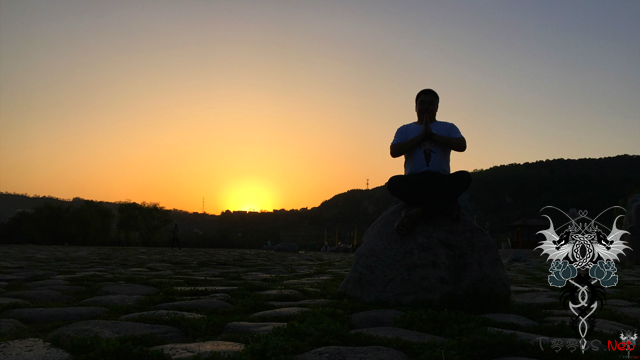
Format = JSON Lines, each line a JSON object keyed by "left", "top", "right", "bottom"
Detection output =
{"left": 1, "top": 155, "right": 638, "bottom": 247}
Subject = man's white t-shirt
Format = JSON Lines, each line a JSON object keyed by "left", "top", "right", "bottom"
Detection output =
{"left": 391, "top": 120, "right": 463, "bottom": 175}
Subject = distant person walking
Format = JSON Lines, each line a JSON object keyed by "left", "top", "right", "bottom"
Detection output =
{"left": 170, "top": 224, "right": 181, "bottom": 249}
{"left": 387, "top": 89, "right": 471, "bottom": 235}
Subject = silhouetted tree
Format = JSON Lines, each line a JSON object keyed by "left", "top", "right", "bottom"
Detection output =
{"left": 117, "top": 202, "right": 172, "bottom": 246}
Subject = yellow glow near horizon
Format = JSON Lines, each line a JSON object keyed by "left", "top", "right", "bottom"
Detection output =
{"left": 222, "top": 179, "right": 278, "bottom": 212}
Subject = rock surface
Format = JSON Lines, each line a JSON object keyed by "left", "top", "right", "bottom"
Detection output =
{"left": 48, "top": 320, "right": 187, "bottom": 342}
{"left": 150, "top": 341, "right": 245, "bottom": 359}
{"left": 1, "top": 290, "right": 74, "bottom": 303}
{"left": 154, "top": 299, "right": 233, "bottom": 311}
{"left": 0, "top": 338, "right": 73, "bottom": 360}
{"left": 1, "top": 307, "right": 108, "bottom": 324}
{"left": 80, "top": 295, "right": 144, "bottom": 305}
{"left": 224, "top": 321, "right": 286, "bottom": 334}
{"left": 266, "top": 299, "right": 331, "bottom": 308}
{"left": 480, "top": 314, "right": 538, "bottom": 327}
{"left": 96, "top": 284, "right": 159, "bottom": 296}
{"left": 0, "top": 319, "right": 26, "bottom": 335}
{"left": 118, "top": 310, "right": 205, "bottom": 320}
{"left": 350, "top": 327, "right": 446, "bottom": 343}
{"left": 339, "top": 204, "right": 510, "bottom": 311}
{"left": 250, "top": 307, "right": 310, "bottom": 318}
{"left": 294, "top": 346, "right": 411, "bottom": 360}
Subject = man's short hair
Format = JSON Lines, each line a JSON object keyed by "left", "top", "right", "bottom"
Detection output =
{"left": 415, "top": 89, "right": 439, "bottom": 105}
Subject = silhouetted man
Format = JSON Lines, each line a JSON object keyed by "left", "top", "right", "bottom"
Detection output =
{"left": 387, "top": 89, "right": 472, "bottom": 235}
{"left": 170, "top": 224, "right": 181, "bottom": 249}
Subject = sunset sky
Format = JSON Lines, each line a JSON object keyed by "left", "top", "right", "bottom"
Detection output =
{"left": 1, "top": 1, "right": 639, "bottom": 214}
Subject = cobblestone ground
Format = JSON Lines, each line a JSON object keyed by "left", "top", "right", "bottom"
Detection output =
{"left": 1, "top": 246, "right": 639, "bottom": 360}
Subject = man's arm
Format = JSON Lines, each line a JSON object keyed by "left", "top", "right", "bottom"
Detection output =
{"left": 432, "top": 133, "right": 467, "bottom": 152}
{"left": 390, "top": 133, "right": 425, "bottom": 158}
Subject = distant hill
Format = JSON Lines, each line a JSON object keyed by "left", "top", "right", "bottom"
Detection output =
{"left": 1, "top": 155, "right": 638, "bottom": 247}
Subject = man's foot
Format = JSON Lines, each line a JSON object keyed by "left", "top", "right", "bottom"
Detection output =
{"left": 395, "top": 207, "right": 422, "bottom": 236}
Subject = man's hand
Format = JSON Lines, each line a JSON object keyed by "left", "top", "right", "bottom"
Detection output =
{"left": 419, "top": 112, "right": 434, "bottom": 141}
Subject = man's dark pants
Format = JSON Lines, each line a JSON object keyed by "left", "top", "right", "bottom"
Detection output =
{"left": 386, "top": 170, "right": 472, "bottom": 214}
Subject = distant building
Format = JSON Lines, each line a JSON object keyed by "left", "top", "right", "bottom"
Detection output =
{"left": 507, "top": 218, "right": 549, "bottom": 249}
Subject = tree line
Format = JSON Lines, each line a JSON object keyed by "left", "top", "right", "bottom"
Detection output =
{"left": 0, "top": 201, "right": 172, "bottom": 246}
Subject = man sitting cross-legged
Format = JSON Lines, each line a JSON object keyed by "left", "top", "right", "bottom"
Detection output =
{"left": 387, "top": 88, "right": 472, "bottom": 235}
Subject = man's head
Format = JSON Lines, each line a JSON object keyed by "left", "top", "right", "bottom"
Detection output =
{"left": 415, "top": 89, "right": 439, "bottom": 116}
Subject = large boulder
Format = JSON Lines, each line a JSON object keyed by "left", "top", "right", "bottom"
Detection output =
{"left": 621, "top": 194, "right": 640, "bottom": 266}
{"left": 339, "top": 204, "right": 510, "bottom": 312}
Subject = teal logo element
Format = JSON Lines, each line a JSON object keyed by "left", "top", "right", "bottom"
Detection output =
{"left": 588, "top": 260, "right": 618, "bottom": 287}
{"left": 548, "top": 260, "right": 577, "bottom": 287}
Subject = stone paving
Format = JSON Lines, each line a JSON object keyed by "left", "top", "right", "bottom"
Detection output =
{"left": 0, "top": 246, "right": 638, "bottom": 359}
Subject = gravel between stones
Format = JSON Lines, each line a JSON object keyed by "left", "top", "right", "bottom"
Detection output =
{"left": 0, "top": 338, "right": 73, "bottom": 360}
{"left": 150, "top": 340, "right": 245, "bottom": 358}
{"left": 294, "top": 346, "right": 411, "bottom": 360}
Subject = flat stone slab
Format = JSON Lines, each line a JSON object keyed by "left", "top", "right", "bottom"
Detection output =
{"left": 1, "top": 290, "right": 74, "bottom": 303}
{"left": 0, "top": 319, "right": 26, "bottom": 336}
{"left": 480, "top": 314, "right": 539, "bottom": 327}
{"left": 174, "top": 286, "right": 238, "bottom": 292}
{"left": 511, "top": 292, "right": 557, "bottom": 305}
{"left": 150, "top": 341, "right": 244, "bottom": 359}
{"left": 350, "top": 309, "right": 404, "bottom": 329}
{"left": 294, "top": 346, "right": 411, "bottom": 360}
{"left": 48, "top": 320, "right": 187, "bottom": 342}
{"left": 207, "top": 293, "right": 231, "bottom": 301}
{"left": 97, "top": 284, "right": 159, "bottom": 296}
{"left": 155, "top": 299, "right": 233, "bottom": 311}
{"left": 224, "top": 321, "right": 286, "bottom": 334}
{"left": 1, "top": 307, "right": 108, "bottom": 324}
{"left": 80, "top": 295, "right": 144, "bottom": 306}
{"left": 0, "top": 298, "right": 31, "bottom": 306}
{"left": 266, "top": 299, "right": 332, "bottom": 308}
{"left": 543, "top": 317, "right": 636, "bottom": 334}
{"left": 40, "top": 286, "right": 86, "bottom": 294}
{"left": 250, "top": 307, "right": 311, "bottom": 318}
{"left": 350, "top": 327, "right": 446, "bottom": 343}
{"left": 0, "top": 275, "right": 27, "bottom": 282}
{"left": 256, "top": 289, "right": 304, "bottom": 298}
{"left": 0, "top": 338, "right": 73, "bottom": 360}
{"left": 611, "top": 306, "right": 640, "bottom": 321}
{"left": 119, "top": 310, "right": 205, "bottom": 320}
{"left": 27, "top": 279, "right": 68, "bottom": 288}
{"left": 606, "top": 299, "right": 638, "bottom": 307}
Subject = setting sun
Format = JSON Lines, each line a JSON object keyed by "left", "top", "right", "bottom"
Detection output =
{"left": 222, "top": 179, "right": 278, "bottom": 212}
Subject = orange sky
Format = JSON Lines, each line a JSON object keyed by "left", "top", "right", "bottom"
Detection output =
{"left": 1, "top": 1, "right": 639, "bottom": 214}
